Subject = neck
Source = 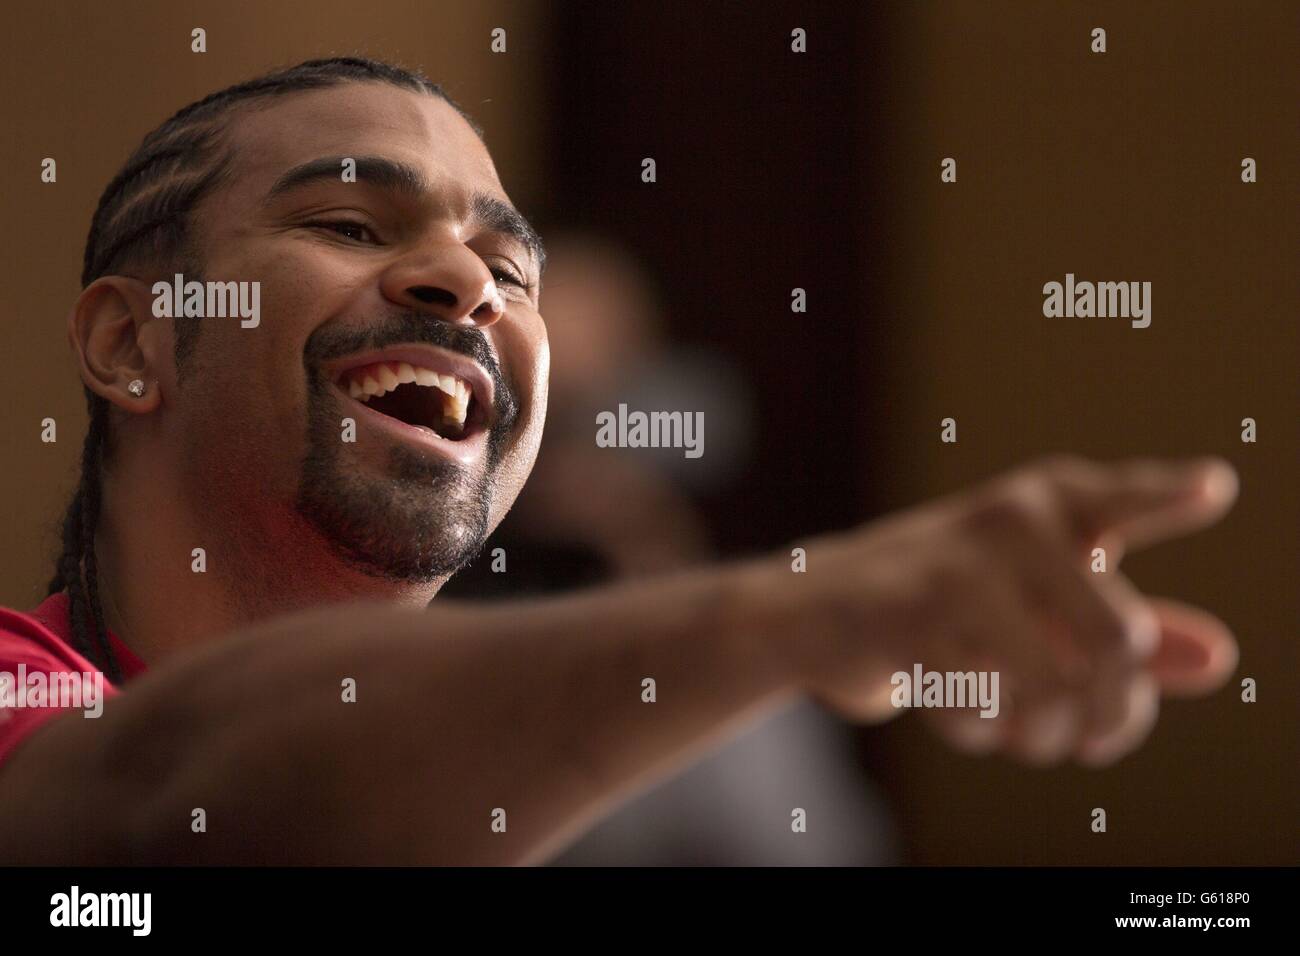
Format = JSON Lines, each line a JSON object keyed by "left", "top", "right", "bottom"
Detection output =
{"left": 92, "top": 458, "right": 445, "bottom": 667}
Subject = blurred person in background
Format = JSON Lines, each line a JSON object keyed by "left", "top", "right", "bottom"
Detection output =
{"left": 445, "top": 231, "right": 896, "bottom": 864}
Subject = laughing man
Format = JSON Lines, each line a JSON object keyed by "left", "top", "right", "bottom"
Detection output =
{"left": 0, "top": 58, "right": 1239, "bottom": 864}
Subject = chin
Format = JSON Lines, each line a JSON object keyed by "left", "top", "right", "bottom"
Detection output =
{"left": 295, "top": 471, "right": 491, "bottom": 583}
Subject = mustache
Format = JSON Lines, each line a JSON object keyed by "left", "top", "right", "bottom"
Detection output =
{"left": 304, "top": 310, "right": 518, "bottom": 425}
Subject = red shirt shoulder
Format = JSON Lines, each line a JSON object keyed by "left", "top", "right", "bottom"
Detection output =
{"left": 0, "top": 592, "right": 146, "bottom": 767}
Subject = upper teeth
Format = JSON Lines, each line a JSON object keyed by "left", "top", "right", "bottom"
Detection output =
{"left": 343, "top": 361, "right": 472, "bottom": 428}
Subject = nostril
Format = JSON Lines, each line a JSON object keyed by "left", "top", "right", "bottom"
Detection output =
{"left": 407, "top": 285, "right": 454, "bottom": 306}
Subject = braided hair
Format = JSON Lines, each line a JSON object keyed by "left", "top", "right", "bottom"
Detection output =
{"left": 48, "top": 57, "right": 476, "bottom": 679}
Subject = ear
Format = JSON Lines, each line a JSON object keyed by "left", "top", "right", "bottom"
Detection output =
{"left": 68, "top": 276, "right": 167, "bottom": 413}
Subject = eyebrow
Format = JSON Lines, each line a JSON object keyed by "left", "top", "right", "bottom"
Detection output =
{"left": 265, "top": 155, "right": 547, "bottom": 274}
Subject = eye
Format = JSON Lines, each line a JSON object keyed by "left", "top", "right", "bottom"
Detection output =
{"left": 305, "top": 219, "right": 380, "bottom": 244}
{"left": 486, "top": 258, "right": 531, "bottom": 292}
{"left": 490, "top": 267, "right": 527, "bottom": 289}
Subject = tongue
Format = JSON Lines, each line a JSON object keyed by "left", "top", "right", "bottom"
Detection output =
{"left": 366, "top": 384, "right": 463, "bottom": 439}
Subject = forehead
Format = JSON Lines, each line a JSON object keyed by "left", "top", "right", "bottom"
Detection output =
{"left": 218, "top": 81, "right": 504, "bottom": 209}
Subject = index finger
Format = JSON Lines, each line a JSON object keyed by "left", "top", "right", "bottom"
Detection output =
{"left": 1050, "top": 456, "right": 1239, "bottom": 553}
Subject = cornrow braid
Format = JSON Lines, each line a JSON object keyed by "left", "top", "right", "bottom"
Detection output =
{"left": 50, "top": 56, "right": 477, "bottom": 680}
{"left": 47, "top": 388, "right": 121, "bottom": 683}
{"left": 81, "top": 55, "right": 476, "bottom": 291}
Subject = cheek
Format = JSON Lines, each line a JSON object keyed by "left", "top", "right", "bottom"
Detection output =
{"left": 511, "top": 325, "right": 551, "bottom": 473}
{"left": 221, "top": 319, "right": 310, "bottom": 425}
{"left": 531, "top": 327, "right": 551, "bottom": 420}
{"left": 172, "top": 352, "right": 310, "bottom": 487}
{"left": 516, "top": 316, "right": 550, "bottom": 421}
{"left": 487, "top": 320, "right": 549, "bottom": 503}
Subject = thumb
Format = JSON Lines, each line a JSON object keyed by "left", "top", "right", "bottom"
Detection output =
{"left": 1144, "top": 597, "right": 1239, "bottom": 696}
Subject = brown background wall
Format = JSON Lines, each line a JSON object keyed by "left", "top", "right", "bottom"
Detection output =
{"left": 2, "top": 1, "right": 1295, "bottom": 864}
{"left": 858, "top": 1, "right": 1298, "bottom": 865}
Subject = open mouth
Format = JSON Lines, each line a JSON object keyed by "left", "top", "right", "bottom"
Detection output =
{"left": 333, "top": 355, "right": 489, "bottom": 442}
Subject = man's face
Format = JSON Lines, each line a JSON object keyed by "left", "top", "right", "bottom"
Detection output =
{"left": 159, "top": 82, "right": 548, "bottom": 583}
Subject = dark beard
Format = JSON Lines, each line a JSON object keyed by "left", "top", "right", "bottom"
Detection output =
{"left": 294, "top": 314, "right": 516, "bottom": 583}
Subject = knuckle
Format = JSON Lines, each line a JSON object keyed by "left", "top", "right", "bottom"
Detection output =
{"left": 1116, "top": 602, "right": 1161, "bottom": 658}
{"left": 1071, "top": 597, "right": 1130, "bottom": 653}
{"left": 1093, "top": 611, "right": 1133, "bottom": 652}
{"left": 1084, "top": 589, "right": 1159, "bottom": 659}
{"left": 1083, "top": 690, "right": 1126, "bottom": 741}
{"left": 1035, "top": 453, "right": 1088, "bottom": 482}
{"left": 963, "top": 480, "right": 1052, "bottom": 540}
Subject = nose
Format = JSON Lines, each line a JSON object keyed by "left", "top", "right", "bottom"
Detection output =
{"left": 379, "top": 241, "right": 506, "bottom": 328}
